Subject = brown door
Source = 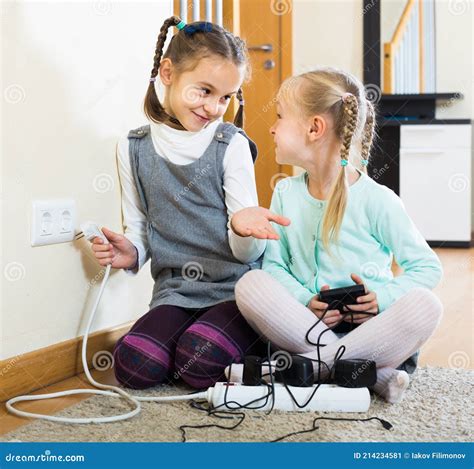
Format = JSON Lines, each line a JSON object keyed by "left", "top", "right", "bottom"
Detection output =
{"left": 234, "top": 0, "right": 293, "bottom": 208}
{"left": 174, "top": 0, "right": 293, "bottom": 207}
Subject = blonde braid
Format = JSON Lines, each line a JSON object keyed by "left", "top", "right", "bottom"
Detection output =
{"left": 321, "top": 93, "right": 359, "bottom": 250}
{"left": 360, "top": 100, "right": 375, "bottom": 173}
{"left": 340, "top": 94, "right": 359, "bottom": 161}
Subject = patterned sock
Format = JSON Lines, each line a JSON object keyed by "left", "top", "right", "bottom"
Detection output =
{"left": 371, "top": 366, "right": 410, "bottom": 404}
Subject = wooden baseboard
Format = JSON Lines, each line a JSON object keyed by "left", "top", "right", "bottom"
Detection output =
{"left": 0, "top": 322, "right": 133, "bottom": 402}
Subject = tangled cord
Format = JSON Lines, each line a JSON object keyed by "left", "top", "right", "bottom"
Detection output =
{"left": 270, "top": 416, "right": 393, "bottom": 443}
{"left": 180, "top": 305, "right": 389, "bottom": 442}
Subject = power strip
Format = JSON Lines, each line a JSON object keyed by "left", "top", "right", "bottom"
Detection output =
{"left": 207, "top": 382, "right": 370, "bottom": 413}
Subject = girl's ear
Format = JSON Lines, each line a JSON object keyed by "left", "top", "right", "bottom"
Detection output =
{"left": 308, "top": 115, "right": 327, "bottom": 142}
{"left": 159, "top": 58, "right": 173, "bottom": 85}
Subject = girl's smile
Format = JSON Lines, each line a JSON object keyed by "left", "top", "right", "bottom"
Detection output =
{"left": 191, "top": 110, "right": 211, "bottom": 124}
{"left": 160, "top": 57, "right": 245, "bottom": 131}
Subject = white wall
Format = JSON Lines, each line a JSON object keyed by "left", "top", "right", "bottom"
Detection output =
{"left": 293, "top": 0, "right": 363, "bottom": 78}
{"left": 1, "top": 1, "right": 174, "bottom": 359}
{"left": 435, "top": 0, "right": 473, "bottom": 120}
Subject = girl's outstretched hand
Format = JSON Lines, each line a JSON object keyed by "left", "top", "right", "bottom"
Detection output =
{"left": 343, "top": 273, "right": 379, "bottom": 324}
{"left": 91, "top": 227, "right": 138, "bottom": 270}
{"left": 230, "top": 206, "right": 291, "bottom": 240}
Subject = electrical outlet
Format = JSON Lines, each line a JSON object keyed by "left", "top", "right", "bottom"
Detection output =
{"left": 31, "top": 199, "right": 77, "bottom": 246}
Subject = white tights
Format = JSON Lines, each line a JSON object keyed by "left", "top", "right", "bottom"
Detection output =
{"left": 235, "top": 270, "right": 443, "bottom": 404}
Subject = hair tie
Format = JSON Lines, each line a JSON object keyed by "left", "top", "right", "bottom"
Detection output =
{"left": 176, "top": 20, "right": 186, "bottom": 30}
{"left": 341, "top": 92, "right": 353, "bottom": 103}
{"left": 340, "top": 159, "right": 348, "bottom": 167}
{"left": 184, "top": 22, "right": 213, "bottom": 36}
{"left": 361, "top": 158, "right": 369, "bottom": 166}
{"left": 239, "top": 99, "right": 245, "bottom": 105}
{"left": 149, "top": 77, "right": 156, "bottom": 83}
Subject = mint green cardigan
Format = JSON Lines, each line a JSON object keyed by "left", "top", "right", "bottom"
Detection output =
{"left": 262, "top": 171, "right": 443, "bottom": 312}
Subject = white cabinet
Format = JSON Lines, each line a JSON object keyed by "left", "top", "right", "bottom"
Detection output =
{"left": 400, "top": 124, "right": 472, "bottom": 243}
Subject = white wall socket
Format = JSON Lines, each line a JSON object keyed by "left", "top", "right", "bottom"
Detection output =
{"left": 31, "top": 199, "right": 77, "bottom": 247}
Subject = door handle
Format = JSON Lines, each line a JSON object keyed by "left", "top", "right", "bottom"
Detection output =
{"left": 248, "top": 43, "right": 273, "bottom": 52}
{"left": 263, "top": 59, "right": 276, "bottom": 70}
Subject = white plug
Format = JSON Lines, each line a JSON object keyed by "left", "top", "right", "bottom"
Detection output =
{"left": 224, "top": 362, "right": 279, "bottom": 384}
{"left": 80, "top": 221, "right": 109, "bottom": 244}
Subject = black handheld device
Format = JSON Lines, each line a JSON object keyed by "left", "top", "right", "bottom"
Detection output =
{"left": 319, "top": 284, "right": 367, "bottom": 333}
{"left": 319, "top": 284, "right": 366, "bottom": 313}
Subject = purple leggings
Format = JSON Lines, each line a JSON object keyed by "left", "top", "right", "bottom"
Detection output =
{"left": 113, "top": 301, "right": 266, "bottom": 389}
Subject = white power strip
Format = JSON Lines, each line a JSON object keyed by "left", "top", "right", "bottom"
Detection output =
{"left": 207, "top": 382, "right": 371, "bottom": 413}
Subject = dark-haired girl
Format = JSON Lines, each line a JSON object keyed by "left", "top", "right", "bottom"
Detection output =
{"left": 91, "top": 17, "right": 288, "bottom": 390}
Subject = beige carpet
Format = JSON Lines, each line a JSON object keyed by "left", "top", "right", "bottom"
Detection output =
{"left": 3, "top": 367, "right": 472, "bottom": 443}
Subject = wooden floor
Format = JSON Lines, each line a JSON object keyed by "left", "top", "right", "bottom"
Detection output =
{"left": 1, "top": 248, "right": 472, "bottom": 437}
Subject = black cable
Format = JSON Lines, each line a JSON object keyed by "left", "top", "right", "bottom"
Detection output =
{"left": 259, "top": 304, "right": 377, "bottom": 413}
{"left": 179, "top": 354, "right": 277, "bottom": 442}
{"left": 270, "top": 416, "right": 393, "bottom": 443}
{"left": 180, "top": 302, "right": 389, "bottom": 442}
{"left": 179, "top": 407, "right": 246, "bottom": 443}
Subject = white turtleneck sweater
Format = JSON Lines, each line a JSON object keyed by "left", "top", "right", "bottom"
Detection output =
{"left": 116, "top": 119, "right": 266, "bottom": 275}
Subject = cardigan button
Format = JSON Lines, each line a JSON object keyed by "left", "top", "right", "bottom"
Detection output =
{"left": 216, "top": 132, "right": 223, "bottom": 138}
{"left": 137, "top": 129, "right": 143, "bottom": 134}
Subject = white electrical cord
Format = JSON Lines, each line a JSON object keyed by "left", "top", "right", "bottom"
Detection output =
{"left": 6, "top": 223, "right": 207, "bottom": 424}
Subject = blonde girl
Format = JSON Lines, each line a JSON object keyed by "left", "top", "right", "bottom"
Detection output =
{"left": 232, "top": 68, "right": 443, "bottom": 403}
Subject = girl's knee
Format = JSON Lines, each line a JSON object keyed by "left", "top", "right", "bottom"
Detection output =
{"left": 407, "top": 287, "right": 444, "bottom": 324}
{"left": 113, "top": 333, "right": 173, "bottom": 389}
{"left": 175, "top": 324, "right": 242, "bottom": 389}
{"left": 235, "top": 270, "right": 276, "bottom": 315}
{"left": 235, "top": 269, "right": 271, "bottom": 296}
